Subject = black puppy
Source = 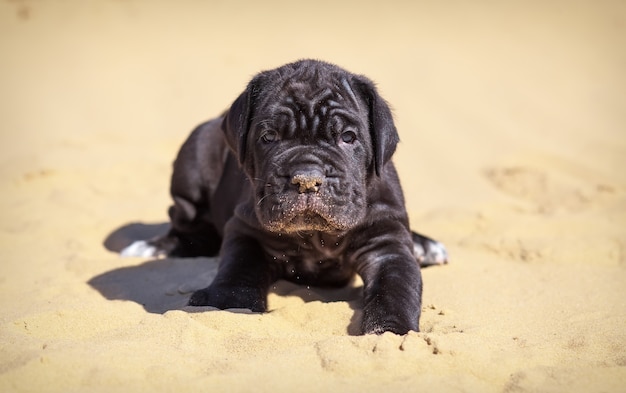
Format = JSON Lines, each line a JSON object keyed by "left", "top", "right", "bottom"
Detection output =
{"left": 122, "top": 60, "right": 447, "bottom": 334}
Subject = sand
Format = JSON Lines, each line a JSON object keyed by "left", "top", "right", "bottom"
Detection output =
{"left": 1, "top": 1, "right": 625, "bottom": 392}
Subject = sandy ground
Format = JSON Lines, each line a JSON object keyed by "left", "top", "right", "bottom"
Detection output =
{"left": 1, "top": 1, "right": 625, "bottom": 392}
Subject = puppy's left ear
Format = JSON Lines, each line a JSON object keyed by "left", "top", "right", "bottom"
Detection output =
{"left": 222, "top": 76, "right": 264, "bottom": 167}
{"left": 353, "top": 76, "right": 399, "bottom": 176}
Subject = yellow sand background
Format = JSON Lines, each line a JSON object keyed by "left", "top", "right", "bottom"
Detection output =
{"left": 1, "top": 1, "right": 625, "bottom": 392}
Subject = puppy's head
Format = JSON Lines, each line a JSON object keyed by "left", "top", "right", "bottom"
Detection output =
{"left": 222, "top": 59, "right": 399, "bottom": 233}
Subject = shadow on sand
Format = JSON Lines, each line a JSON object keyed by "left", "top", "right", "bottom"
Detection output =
{"left": 91, "top": 222, "right": 365, "bottom": 334}
{"left": 91, "top": 221, "right": 218, "bottom": 313}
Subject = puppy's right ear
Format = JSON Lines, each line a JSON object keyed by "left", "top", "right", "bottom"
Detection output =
{"left": 221, "top": 77, "right": 262, "bottom": 166}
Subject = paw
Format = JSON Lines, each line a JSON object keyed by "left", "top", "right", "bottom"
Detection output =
{"left": 119, "top": 240, "right": 163, "bottom": 258}
{"left": 188, "top": 285, "right": 267, "bottom": 313}
{"left": 361, "top": 295, "right": 420, "bottom": 335}
{"left": 361, "top": 308, "right": 418, "bottom": 335}
{"left": 412, "top": 232, "right": 448, "bottom": 266}
{"left": 362, "top": 321, "right": 415, "bottom": 335}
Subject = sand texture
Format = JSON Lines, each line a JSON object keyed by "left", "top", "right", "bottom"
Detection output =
{"left": 1, "top": 1, "right": 625, "bottom": 392}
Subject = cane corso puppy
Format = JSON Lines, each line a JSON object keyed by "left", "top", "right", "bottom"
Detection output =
{"left": 122, "top": 59, "right": 447, "bottom": 334}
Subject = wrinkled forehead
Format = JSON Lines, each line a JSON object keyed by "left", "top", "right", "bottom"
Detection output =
{"left": 254, "top": 75, "right": 368, "bottom": 137}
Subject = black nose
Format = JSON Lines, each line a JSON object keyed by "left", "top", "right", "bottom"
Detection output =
{"left": 291, "top": 171, "right": 324, "bottom": 193}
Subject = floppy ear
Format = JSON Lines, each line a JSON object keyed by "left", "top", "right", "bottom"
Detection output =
{"left": 221, "top": 77, "right": 263, "bottom": 167}
{"left": 353, "top": 76, "right": 399, "bottom": 176}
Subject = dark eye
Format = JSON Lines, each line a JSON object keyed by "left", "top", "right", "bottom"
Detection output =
{"left": 260, "top": 130, "right": 279, "bottom": 144}
{"left": 340, "top": 130, "right": 357, "bottom": 144}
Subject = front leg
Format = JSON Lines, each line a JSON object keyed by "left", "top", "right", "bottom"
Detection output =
{"left": 188, "top": 231, "right": 275, "bottom": 312}
{"left": 355, "top": 227, "right": 423, "bottom": 335}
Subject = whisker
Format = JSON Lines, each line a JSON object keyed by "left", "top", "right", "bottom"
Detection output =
{"left": 257, "top": 192, "right": 279, "bottom": 206}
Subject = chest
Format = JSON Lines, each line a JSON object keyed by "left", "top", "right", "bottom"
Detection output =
{"left": 263, "top": 232, "right": 355, "bottom": 287}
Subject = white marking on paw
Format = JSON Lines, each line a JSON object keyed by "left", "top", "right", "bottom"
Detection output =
{"left": 414, "top": 243, "right": 426, "bottom": 260}
{"left": 415, "top": 240, "right": 449, "bottom": 265}
{"left": 428, "top": 241, "right": 449, "bottom": 264}
{"left": 120, "top": 240, "right": 159, "bottom": 258}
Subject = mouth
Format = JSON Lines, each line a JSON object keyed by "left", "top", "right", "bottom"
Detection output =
{"left": 259, "top": 193, "right": 351, "bottom": 233}
{"left": 281, "top": 211, "right": 334, "bottom": 232}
